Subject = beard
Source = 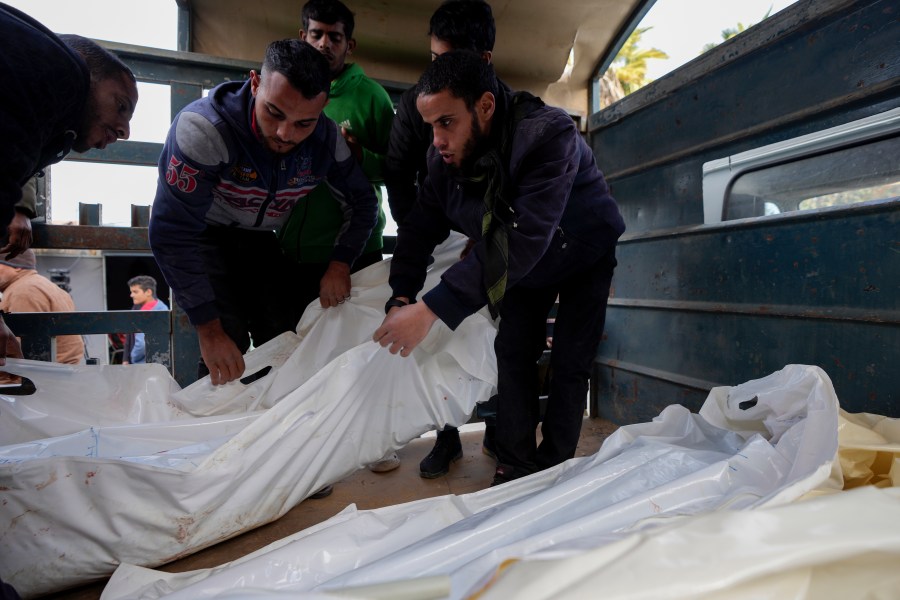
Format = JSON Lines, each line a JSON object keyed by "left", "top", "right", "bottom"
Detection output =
{"left": 450, "top": 113, "right": 490, "bottom": 176}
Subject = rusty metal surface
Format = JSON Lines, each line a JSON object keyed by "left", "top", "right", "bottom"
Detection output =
{"left": 67, "top": 140, "right": 164, "bottom": 167}
{"left": 32, "top": 224, "right": 150, "bottom": 251}
{"left": 592, "top": 361, "right": 712, "bottom": 424}
{"left": 170, "top": 303, "right": 201, "bottom": 388}
{"left": 598, "top": 201, "right": 899, "bottom": 421}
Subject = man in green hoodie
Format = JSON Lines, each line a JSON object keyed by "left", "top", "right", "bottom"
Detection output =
{"left": 280, "top": 0, "right": 392, "bottom": 314}
{"left": 281, "top": 0, "right": 399, "bottom": 473}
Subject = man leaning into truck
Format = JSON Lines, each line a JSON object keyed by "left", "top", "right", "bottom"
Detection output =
{"left": 1, "top": 3, "right": 139, "bottom": 366}
{"left": 384, "top": 0, "right": 505, "bottom": 481}
{"left": 149, "top": 39, "right": 377, "bottom": 388}
{"left": 373, "top": 50, "right": 625, "bottom": 486}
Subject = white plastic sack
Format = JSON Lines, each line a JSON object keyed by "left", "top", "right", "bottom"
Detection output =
{"left": 470, "top": 486, "right": 900, "bottom": 600}
{"left": 0, "top": 233, "right": 498, "bottom": 598}
{"left": 99, "top": 365, "right": 898, "bottom": 600}
{"left": 0, "top": 361, "right": 183, "bottom": 445}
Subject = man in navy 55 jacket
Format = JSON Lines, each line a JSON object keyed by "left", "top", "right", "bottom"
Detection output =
{"left": 150, "top": 39, "right": 377, "bottom": 386}
{"left": 374, "top": 50, "right": 625, "bottom": 486}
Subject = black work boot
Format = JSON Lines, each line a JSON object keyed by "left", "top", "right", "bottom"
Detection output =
{"left": 419, "top": 427, "right": 463, "bottom": 479}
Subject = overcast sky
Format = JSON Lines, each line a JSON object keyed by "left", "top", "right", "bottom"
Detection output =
{"left": 640, "top": 0, "right": 797, "bottom": 80}
{"left": 8, "top": 0, "right": 797, "bottom": 225}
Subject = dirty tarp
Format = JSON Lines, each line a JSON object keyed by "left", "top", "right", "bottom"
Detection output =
{"left": 100, "top": 365, "right": 900, "bottom": 600}
{"left": 0, "top": 233, "right": 498, "bottom": 598}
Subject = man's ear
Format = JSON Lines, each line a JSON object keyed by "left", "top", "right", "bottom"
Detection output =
{"left": 348, "top": 38, "right": 357, "bottom": 54}
{"left": 299, "top": 29, "right": 308, "bottom": 41}
{"left": 481, "top": 50, "right": 493, "bottom": 64}
{"left": 478, "top": 91, "right": 496, "bottom": 123}
{"left": 249, "top": 70, "right": 261, "bottom": 96}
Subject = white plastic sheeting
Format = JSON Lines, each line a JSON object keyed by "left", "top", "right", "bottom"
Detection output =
{"left": 471, "top": 486, "right": 900, "bottom": 600}
{"left": 100, "top": 364, "right": 900, "bottom": 600}
{"left": 0, "top": 234, "right": 498, "bottom": 598}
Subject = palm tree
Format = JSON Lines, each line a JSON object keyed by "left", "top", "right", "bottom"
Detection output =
{"left": 610, "top": 27, "right": 669, "bottom": 96}
{"left": 702, "top": 22, "right": 751, "bottom": 52}
{"left": 702, "top": 7, "right": 774, "bottom": 53}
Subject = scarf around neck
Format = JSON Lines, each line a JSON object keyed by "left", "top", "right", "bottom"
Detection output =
{"left": 461, "top": 90, "right": 544, "bottom": 318}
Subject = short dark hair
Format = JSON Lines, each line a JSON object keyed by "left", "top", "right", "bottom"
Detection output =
{"left": 128, "top": 275, "right": 157, "bottom": 296}
{"left": 416, "top": 50, "right": 497, "bottom": 110}
{"left": 302, "top": 0, "right": 355, "bottom": 39}
{"left": 58, "top": 34, "right": 136, "bottom": 85}
{"left": 262, "top": 39, "right": 331, "bottom": 99}
{"left": 428, "top": 0, "right": 496, "bottom": 53}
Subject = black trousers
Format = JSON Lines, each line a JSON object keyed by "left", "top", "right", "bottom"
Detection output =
{"left": 493, "top": 251, "right": 617, "bottom": 474}
{"left": 197, "top": 227, "right": 297, "bottom": 378}
{"left": 198, "top": 225, "right": 383, "bottom": 379}
{"left": 280, "top": 249, "right": 384, "bottom": 330}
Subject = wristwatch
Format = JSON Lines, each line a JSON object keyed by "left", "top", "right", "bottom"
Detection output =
{"left": 384, "top": 297, "right": 413, "bottom": 314}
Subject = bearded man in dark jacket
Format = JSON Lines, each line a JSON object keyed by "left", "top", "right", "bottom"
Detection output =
{"left": 384, "top": 0, "right": 505, "bottom": 481}
{"left": 374, "top": 50, "right": 625, "bottom": 486}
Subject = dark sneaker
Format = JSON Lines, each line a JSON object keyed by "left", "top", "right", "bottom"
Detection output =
{"left": 482, "top": 424, "right": 497, "bottom": 461}
{"left": 419, "top": 428, "right": 463, "bottom": 479}
{"left": 309, "top": 485, "right": 334, "bottom": 499}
